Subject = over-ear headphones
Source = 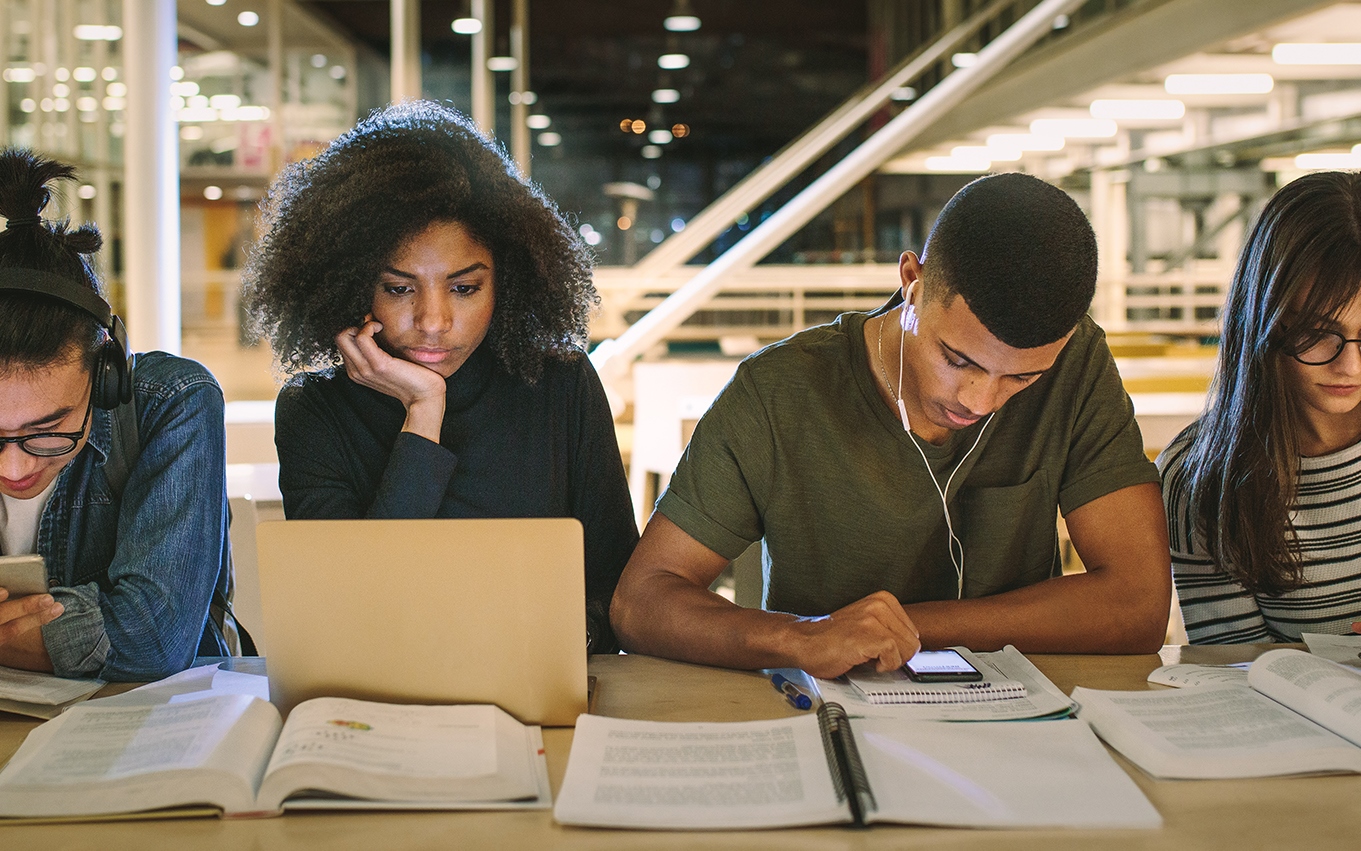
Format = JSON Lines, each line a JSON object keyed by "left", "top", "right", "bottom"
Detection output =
{"left": 0, "top": 267, "right": 133, "bottom": 409}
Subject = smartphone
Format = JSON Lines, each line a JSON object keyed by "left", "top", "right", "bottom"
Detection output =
{"left": 904, "top": 649, "right": 984, "bottom": 683}
{"left": 0, "top": 554, "right": 48, "bottom": 598}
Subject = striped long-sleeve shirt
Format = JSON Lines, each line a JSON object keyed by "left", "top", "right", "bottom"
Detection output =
{"left": 1157, "top": 426, "right": 1361, "bottom": 643}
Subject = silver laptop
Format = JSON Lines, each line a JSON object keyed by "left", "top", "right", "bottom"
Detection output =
{"left": 254, "top": 518, "right": 588, "bottom": 725}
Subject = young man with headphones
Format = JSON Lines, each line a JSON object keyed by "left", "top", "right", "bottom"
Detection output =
{"left": 0, "top": 149, "right": 235, "bottom": 680}
{"left": 611, "top": 173, "right": 1172, "bottom": 678}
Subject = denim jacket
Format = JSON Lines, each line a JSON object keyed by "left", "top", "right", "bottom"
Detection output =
{"left": 30, "top": 352, "right": 231, "bottom": 680}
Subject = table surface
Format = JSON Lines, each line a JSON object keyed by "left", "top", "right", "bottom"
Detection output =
{"left": 3, "top": 645, "right": 1359, "bottom": 849}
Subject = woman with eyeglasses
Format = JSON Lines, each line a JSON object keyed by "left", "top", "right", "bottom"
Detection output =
{"left": 0, "top": 149, "right": 234, "bottom": 678}
{"left": 1158, "top": 171, "right": 1361, "bottom": 643}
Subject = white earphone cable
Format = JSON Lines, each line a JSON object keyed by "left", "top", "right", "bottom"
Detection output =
{"left": 878, "top": 304, "right": 993, "bottom": 599}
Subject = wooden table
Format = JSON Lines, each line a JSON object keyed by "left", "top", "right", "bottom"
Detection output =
{"left": 3, "top": 646, "right": 1360, "bottom": 848}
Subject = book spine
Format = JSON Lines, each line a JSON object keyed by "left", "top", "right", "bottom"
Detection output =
{"left": 816, "top": 702, "right": 875, "bottom": 827}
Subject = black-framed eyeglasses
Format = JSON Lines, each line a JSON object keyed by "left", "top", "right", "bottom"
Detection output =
{"left": 0, "top": 395, "right": 94, "bottom": 457}
{"left": 1288, "top": 329, "right": 1361, "bottom": 366}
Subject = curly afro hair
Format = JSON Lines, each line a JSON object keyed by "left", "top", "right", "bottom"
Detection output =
{"left": 243, "top": 100, "right": 596, "bottom": 383}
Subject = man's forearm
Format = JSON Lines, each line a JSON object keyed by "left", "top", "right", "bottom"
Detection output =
{"left": 613, "top": 573, "right": 805, "bottom": 669}
{"left": 904, "top": 566, "right": 1170, "bottom": 654}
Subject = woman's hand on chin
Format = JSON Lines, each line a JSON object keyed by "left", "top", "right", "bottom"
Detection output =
{"left": 335, "top": 320, "right": 447, "bottom": 442}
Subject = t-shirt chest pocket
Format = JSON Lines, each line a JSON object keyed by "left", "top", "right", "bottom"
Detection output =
{"left": 954, "top": 470, "right": 1058, "bottom": 597}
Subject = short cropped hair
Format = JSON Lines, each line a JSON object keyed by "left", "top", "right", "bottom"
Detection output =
{"left": 243, "top": 101, "right": 596, "bottom": 384}
{"left": 921, "top": 172, "right": 1096, "bottom": 348}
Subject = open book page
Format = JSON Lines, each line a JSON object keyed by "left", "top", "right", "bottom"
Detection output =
{"left": 284, "top": 727, "right": 552, "bottom": 812}
{"left": 255, "top": 699, "right": 539, "bottom": 810}
{"left": 855, "top": 718, "right": 1160, "bottom": 829}
{"left": 1147, "top": 663, "right": 1250, "bottom": 688}
{"left": 1248, "top": 649, "right": 1361, "bottom": 747}
{"left": 0, "top": 694, "right": 282, "bottom": 818}
{"left": 1302, "top": 633, "right": 1361, "bottom": 668}
{"left": 818, "top": 646, "right": 1074, "bottom": 721}
{"left": 1074, "top": 683, "right": 1361, "bottom": 779}
{"left": 0, "top": 666, "right": 103, "bottom": 719}
{"left": 552, "top": 713, "right": 848, "bottom": 830}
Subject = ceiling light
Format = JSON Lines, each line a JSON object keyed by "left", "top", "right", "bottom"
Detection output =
{"left": 1295, "top": 152, "right": 1361, "bottom": 170}
{"left": 310, "top": 54, "right": 327, "bottom": 68}
{"left": 329, "top": 65, "right": 346, "bottom": 80}
{"left": 925, "top": 155, "right": 990, "bottom": 172}
{"left": 671, "top": 123, "right": 690, "bottom": 138}
{"left": 181, "top": 125, "right": 205, "bottom": 140}
{"left": 452, "top": 18, "right": 482, "bottom": 35}
{"left": 951, "top": 52, "right": 978, "bottom": 68}
{"left": 487, "top": 56, "right": 518, "bottom": 72}
{"left": 526, "top": 114, "right": 551, "bottom": 130}
{"left": 889, "top": 86, "right": 916, "bottom": 102}
{"left": 641, "top": 145, "right": 663, "bottom": 159}
{"left": 1273, "top": 43, "right": 1361, "bottom": 65}
{"left": 73, "top": 67, "right": 96, "bottom": 82}
{"left": 73, "top": 25, "right": 122, "bottom": 41}
{"left": 537, "top": 131, "right": 562, "bottom": 147}
{"left": 658, "top": 53, "right": 690, "bottom": 70}
{"left": 204, "top": 185, "right": 224, "bottom": 200}
{"left": 237, "top": 11, "right": 259, "bottom": 27}
{"left": 986, "top": 132, "right": 1064, "bottom": 151}
{"left": 651, "top": 88, "right": 680, "bottom": 104}
{"left": 1089, "top": 99, "right": 1185, "bottom": 120}
{"left": 1164, "top": 73, "right": 1273, "bottom": 95}
{"left": 649, "top": 129, "right": 673, "bottom": 144}
{"left": 663, "top": 15, "right": 701, "bottom": 32}
{"left": 3, "top": 68, "right": 37, "bottom": 83}
{"left": 207, "top": 0, "right": 226, "bottom": 5}
{"left": 77, "top": 184, "right": 96, "bottom": 199}
{"left": 1029, "top": 118, "right": 1117, "bottom": 138}
{"left": 953, "top": 144, "right": 1013, "bottom": 161}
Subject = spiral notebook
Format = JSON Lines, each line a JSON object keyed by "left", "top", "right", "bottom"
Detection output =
{"left": 553, "top": 706, "right": 1162, "bottom": 830}
{"left": 846, "top": 662, "right": 1027, "bottom": 705}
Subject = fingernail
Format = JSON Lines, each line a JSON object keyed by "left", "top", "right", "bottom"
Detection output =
{"left": 50, "top": 603, "right": 64, "bottom": 617}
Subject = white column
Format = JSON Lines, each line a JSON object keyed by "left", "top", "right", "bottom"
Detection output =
{"left": 121, "top": 0, "right": 180, "bottom": 353}
{"left": 268, "top": 0, "right": 285, "bottom": 173}
{"left": 470, "top": 0, "right": 493, "bottom": 134}
{"left": 390, "top": 0, "right": 421, "bottom": 102}
{"left": 509, "top": 0, "right": 529, "bottom": 173}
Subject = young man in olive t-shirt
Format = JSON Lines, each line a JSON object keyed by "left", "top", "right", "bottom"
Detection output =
{"left": 611, "top": 173, "right": 1172, "bottom": 678}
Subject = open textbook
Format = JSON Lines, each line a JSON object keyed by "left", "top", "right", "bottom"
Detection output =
{"left": 817, "top": 645, "right": 1075, "bottom": 721}
{"left": 1075, "top": 648, "right": 1361, "bottom": 779}
{"left": 0, "top": 666, "right": 103, "bottom": 720}
{"left": 553, "top": 705, "right": 1160, "bottom": 830}
{"left": 0, "top": 694, "right": 550, "bottom": 821}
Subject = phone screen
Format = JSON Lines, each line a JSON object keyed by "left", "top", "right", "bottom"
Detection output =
{"left": 904, "top": 649, "right": 983, "bottom": 682}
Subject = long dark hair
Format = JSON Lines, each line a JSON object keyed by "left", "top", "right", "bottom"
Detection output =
{"left": 0, "top": 148, "right": 105, "bottom": 372}
{"left": 1182, "top": 171, "right": 1361, "bottom": 595}
{"left": 243, "top": 100, "right": 596, "bottom": 384}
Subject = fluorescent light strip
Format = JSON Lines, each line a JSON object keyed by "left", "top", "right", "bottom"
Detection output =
{"left": 1089, "top": 99, "right": 1185, "bottom": 120}
{"left": 1273, "top": 43, "right": 1361, "bottom": 65}
{"left": 1164, "top": 73, "right": 1273, "bottom": 95}
{"left": 987, "top": 132, "right": 1065, "bottom": 152}
{"left": 1029, "top": 118, "right": 1117, "bottom": 138}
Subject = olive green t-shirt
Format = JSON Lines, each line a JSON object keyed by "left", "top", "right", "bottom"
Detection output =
{"left": 656, "top": 308, "right": 1159, "bottom": 616}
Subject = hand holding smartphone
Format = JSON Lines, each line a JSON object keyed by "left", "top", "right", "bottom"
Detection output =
{"left": 0, "top": 554, "right": 49, "bottom": 598}
{"left": 903, "top": 649, "right": 984, "bottom": 683}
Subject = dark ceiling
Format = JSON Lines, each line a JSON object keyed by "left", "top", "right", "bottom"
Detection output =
{"left": 297, "top": 1, "right": 871, "bottom": 261}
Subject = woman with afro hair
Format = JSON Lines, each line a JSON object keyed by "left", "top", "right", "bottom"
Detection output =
{"left": 244, "top": 101, "right": 637, "bottom": 654}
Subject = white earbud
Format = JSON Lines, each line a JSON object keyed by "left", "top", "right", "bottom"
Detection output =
{"left": 900, "top": 282, "right": 920, "bottom": 335}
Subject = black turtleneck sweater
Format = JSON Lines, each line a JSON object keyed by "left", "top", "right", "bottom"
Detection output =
{"left": 273, "top": 345, "right": 638, "bottom": 653}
